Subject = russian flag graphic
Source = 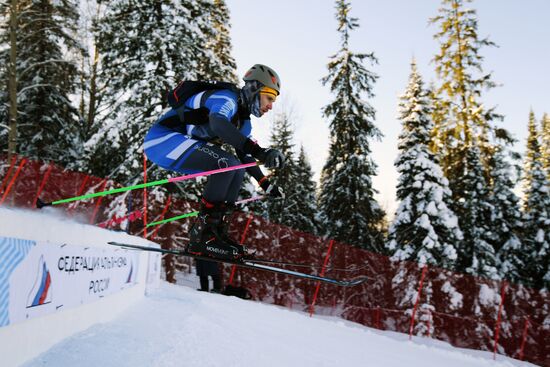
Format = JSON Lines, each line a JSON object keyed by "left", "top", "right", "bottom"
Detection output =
{"left": 27, "top": 256, "right": 52, "bottom": 307}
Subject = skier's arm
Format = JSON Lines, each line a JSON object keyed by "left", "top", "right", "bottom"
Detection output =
{"left": 235, "top": 149, "right": 265, "bottom": 181}
{"left": 236, "top": 149, "right": 285, "bottom": 199}
{"left": 209, "top": 113, "right": 284, "bottom": 168}
{"left": 208, "top": 112, "right": 247, "bottom": 150}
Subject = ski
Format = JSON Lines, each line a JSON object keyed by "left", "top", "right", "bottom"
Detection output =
{"left": 238, "top": 257, "right": 370, "bottom": 272}
{"left": 108, "top": 241, "right": 368, "bottom": 287}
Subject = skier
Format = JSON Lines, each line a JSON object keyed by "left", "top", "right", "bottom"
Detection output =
{"left": 144, "top": 64, "right": 285, "bottom": 261}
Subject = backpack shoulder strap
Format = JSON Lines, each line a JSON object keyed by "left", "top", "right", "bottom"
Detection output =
{"left": 199, "top": 89, "right": 218, "bottom": 107}
{"left": 168, "top": 80, "right": 241, "bottom": 125}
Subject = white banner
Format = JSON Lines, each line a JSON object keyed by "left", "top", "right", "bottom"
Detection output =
{"left": 146, "top": 252, "right": 162, "bottom": 289}
{"left": 1, "top": 236, "right": 140, "bottom": 327}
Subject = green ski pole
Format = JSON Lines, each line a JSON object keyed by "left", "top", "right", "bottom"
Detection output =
{"left": 36, "top": 162, "right": 258, "bottom": 208}
{"left": 146, "top": 195, "right": 265, "bottom": 228}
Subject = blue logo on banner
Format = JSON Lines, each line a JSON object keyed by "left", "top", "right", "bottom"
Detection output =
{"left": 0, "top": 237, "right": 36, "bottom": 327}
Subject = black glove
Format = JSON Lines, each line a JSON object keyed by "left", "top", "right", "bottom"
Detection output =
{"left": 262, "top": 149, "right": 285, "bottom": 169}
{"left": 243, "top": 138, "right": 285, "bottom": 169}
{"left": 259, "top": 179, "right": 285, "bottom": 199}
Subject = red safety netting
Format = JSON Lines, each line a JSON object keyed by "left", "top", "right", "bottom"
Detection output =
{"left": 1, "top": 156, "right": 548, "bottom": 367}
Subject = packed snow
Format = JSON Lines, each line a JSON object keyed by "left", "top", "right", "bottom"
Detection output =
{"left": 0, "top": 207, "right": 537, "bottom": 367}
{"left": 18, "top": 281, "right": 536, "bottom": 367}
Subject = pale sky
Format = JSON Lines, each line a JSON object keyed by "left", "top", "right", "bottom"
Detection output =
{"left": 226, "top": 0, "right": 550, "bottom": 215}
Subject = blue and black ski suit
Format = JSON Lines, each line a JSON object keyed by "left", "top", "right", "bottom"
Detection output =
{"left": 144, "top": 88, "right": 266, "bottom": 203}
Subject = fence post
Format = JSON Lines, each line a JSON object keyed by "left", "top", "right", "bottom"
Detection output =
{"left": 409, "top": 265, "right": 428, "bottom": 340}
{"left": 33, "top": 162, "right": 53, "bottom": 208}
{"left": 143, "top": 153, "right": 148, "bottom": 239}
{"left": 150, "top": 195, "right": 172, "bottom": 240}
{"left": 518, "top": 316, "right": 530, "bottom": 361}
{"left": 493, "top": 281, "right": 508, "bottom": 360}
{"left": 229, "top": 213, "right": 254, "bottom": 286}
{"left": 0, "top": 154, "right": 18, "bottom": 194}
{"left": 89, "top": 179, "right": 108, "bottom": 224}
{"left": 0, "top": 158, "right": 27, "bottom": 206}
{"left": 68, "top": 175, "right": 89, "bottom": 216}
{"left": 309, "top": 239, "right": 335, "bottom": 317}
{"left": 427, "top": 307, "right": 432, "bottom": 338}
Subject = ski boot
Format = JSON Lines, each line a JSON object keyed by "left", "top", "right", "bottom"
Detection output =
{"left": 187, "top": 200, "right": 243, "bottom": 261}
{"left": 218, "top": 202, "right": 256, "bottom": 259}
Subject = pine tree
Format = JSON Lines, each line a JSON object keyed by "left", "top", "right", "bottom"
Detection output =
{"left": 429, "top": 0, "right": 510, "bottom": 189}
{"left": 489, "top": 147, "right": 525, "bottom": 283}
{"left": 0, "top": 6, "right": 8, "bottom": 153}
{"left": 1, "top": 0, "right": 84, "bottom": 167}
{"left": 388, "top": 61, "right": 464, "bottom": 337}
{"left": 0, "top": 0, "right": 17, "bottom": 158}
{"left": 292, "top": 145, "right": 319, "bottom": 234}
{"left": 456, "top": 143, "right": 499, "bottom": 279}
{"left": 387, "top": 60, "right": 462, "bottom": 269}
{"left": 263, "top": 108, "right": 298, "bottom": 227}
{"left": 522, "top": 113, "right": 550, "bottom": 289}
{"left": 318, "top": 0, "right": 385, "bottom": 250}
{"left": 522, "top": 110, "right": 539, "bottom": 198}
{"left": 197, "top": 0, "right": 238, "bottom": 83}
{"left": 540, "top": 112, "right": 550, "bottom": 181}
{"left": 75, "top": 0, "right": 104, "bottom": 153}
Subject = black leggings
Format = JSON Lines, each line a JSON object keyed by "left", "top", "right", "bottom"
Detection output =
{"left": 180, "top": 143, "right": 245, "bottom": 203}
{"left": 199, "top": 275, "right": 221, "bottom": 292}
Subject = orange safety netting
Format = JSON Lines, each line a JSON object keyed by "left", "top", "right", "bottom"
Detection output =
{"left": 1, "top": 156, "right": 548, "bottom": 367}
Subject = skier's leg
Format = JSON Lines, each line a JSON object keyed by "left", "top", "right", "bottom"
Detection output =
{"left": 199, "top": 276, "right": 209, "bottom": 292}
{"left": 145, "top": 123, "right": 245, "bottom": 259}
{"left": 177, "top": 144, "right": 246, "bottom": 259}
{"left": 211, "top": 275, "right": 222, "bottom": 293}
{"left": 145, "top": 122, "right": 241, "bottom": 202}
{"left": 179, "top": 143, "right": 242, "bottom": 203}
{"left": 225, "top": 167, "right": 246, "bottom": 204}
{"left": 184, "top": 149, "right": 249, "bottom": 255}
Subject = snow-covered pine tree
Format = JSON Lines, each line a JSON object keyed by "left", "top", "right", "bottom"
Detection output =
{"left": 387, "top": 60, "right": 462, "bottom": 268}
{"left": 451, "top": 142, "right": 503, "bottom": 342}
{"left": 262, "top": 107, "right": 298, "bottom": 227}
{"left": 540, "top": 112, "right": 550, "bottom": 181}
{"left": 429, "top": 0, "right": 506, "bottom": 280}
{"left": 74, "top": 0, "right": 105, "bottom": 160}
{"left": 429, "top": 0, "right": 510, "bottom": 191}
{"left": 387, "top": 60, "right": 462, "bottom": 336}
{"left": 489, "top": 147, "right": 525, "bottom": 284}
{"left": 318, "top": 0, "right": 385, "bottom": 251}
{"left": 456, "top": 142, "right": 499, "bottom": 279}
{"left": 0, "top": 0, "right": 84, "bottom": 167}
{"left": 0, "top": 5, "right": 8, "bottom": 154}
{"left": 522, "top": 110, "right": 539, "bottom": 197}
{"left": 196, "top": 0, "right": 238, "bottom": 83}
{"left": 0, "top": 0, "right": 16, "bottom": 157}
{"left": 293, "top": 145, "right": 319, "bottom": 234}
{"left": 522, "top": 113, "right": 550, "bottom": 289}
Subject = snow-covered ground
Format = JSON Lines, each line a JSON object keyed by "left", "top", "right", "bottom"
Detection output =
{"left": 0, "top": 206, "right": 155, "bottom": 249}
{"left": 21, "top": 282, "right": 536, "bottom": 367}
{"left": 0, "top": 207, "right": 538, "bottom": 367}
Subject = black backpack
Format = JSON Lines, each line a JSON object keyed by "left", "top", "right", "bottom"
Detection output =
{"left": 166, "top": 80, "right": 241, "bottom": 125}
